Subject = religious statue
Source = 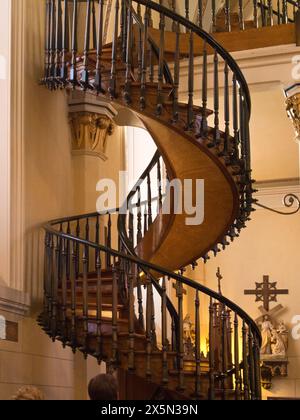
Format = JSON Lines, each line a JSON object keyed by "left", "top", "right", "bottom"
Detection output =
{"left": 244, "top": 276, "right": 290, "bottom": 389}
{"left": 259, "top": 314, "right": 288, "bottom": 359}
{"left": 271, "top": 328, "right": 286, "bottom": 357}
{"left": 260, "top": 315, "right": 273, "bottom": 356}
{"left": 183, "top": 315, "right": 196, "bottom": 360}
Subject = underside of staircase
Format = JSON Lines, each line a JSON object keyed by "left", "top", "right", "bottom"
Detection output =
{"left": 33, "top": 0, "right": 292, "bottom": 400}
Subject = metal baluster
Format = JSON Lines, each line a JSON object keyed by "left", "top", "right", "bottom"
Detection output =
{"left": 95, "top": 215, "right": 100, "bottom": 270}
{"left": 54, "top": 0, "right": 62, "bottom": 80}
{"left": 95, "top": 250, "right": 102, "bottom": 362}
{"left": 128, "top": 262, "right": 135, "bottom": 371}
{"left": 137, "top": 186, "right": 143, "bottom": 243}
{"left": 70, "top": 240, "right": 77, "bottom": 352}
{"left": 92, "top": 0, "right": 97, "bottom": 49}
{"left": 137, "top": 22, "right": 143, "bottom": 82}
{"left": 261, "top": 0, "right": 267, "bottom": 26}
{"left": 61, "top": 239, "right": 68, "bottom": 347}
{"left": 212, "top": 0, "right": 217, "bottom": 32}
{"left": 149, "top": 44, "right": 154, "bottom": 83}
{"left": 121, "top": 0, "right": 126, "bottom": 62}
{"left": 194, "top": 290, "right": 201, "bottom": 398}
{"left": 144, "top": 204, "right": 148, "bottom": 235}
{"left": 51, "top": 235, "right": 59, "bottom": 340}
{"left": 225, "top": 0, "right": 231, "bottom": 32}
{"left": 140, "top": 7, "right": 150, "bottom": 109}
{"left": 253, "top": 333, "right": 262, "bottom": 400}
{"left": 234, "top": 314, "right": 241, "bottom": 400}
{"left": 282, "top": 0, "right": 288, "bottom": 24}
{"left": 157, "top": 6, "right": 165, "bottom": 116}
{"left": 171, "top": 0, "right": 177, "bottom": 32}
{"left": 49, "top": 0, "right": 56, "bottom": 80}
{"left": 157, "top": 159, "right": 163, "bottom": 211}
{"left": 253, "top": 0, "right": 259, "bottom": 28}
{"left": 147, "top": 173, "right": 153, "bottom": 226}
{"left": 106, "top": 214, "right": 112, "bottom": 268}
{"left": 277, "top": 0, "right": 281, "bottom": 24}
{"left": 161, "top": 277, "right": 169, "bottom": 386}
{"left": 201, "top": 42, "right": 208, "bottom": 137}
{"left": 239, "top": 0, "right": 245, "bottom": 30}
{"left": 82, "top": 245, "right": 89, "bottom": 357}
{"left": 172, "top": 22, "right": 180, "bottom": 123}
{"left": 242, "top": 321, "right": 250, "bottom": 400}
{"left": 248, "top": 330, "right": 256, "bottom": 399}
{"left": 66, "top": 222, "right": 71, "bottom": 281}
{"left": 221, "top": 304, "right": 227, "bottom": 400}
{"left": 232, "top": 74, "right": 240, "bottom": 164}
{"left": 124, "top": 0, "right": 133, "bottom": 104}
{"left": 146, "top": 275, "right": 153, "bottom": 379}
{"left": 109, "top": 0, "right": 120, "bottom": 98}
{"left": 150, "top": 279, "right": 157, "bottom": 348}
{"left": 94, "top": 0, "right": 105, "bottom": 93}
{"left": 75, "top": 219, "right": 80, "bottom": 277}
{"left": 267, "top": 0, "right": 274, "bottom": 26}
{"left": 198, "top": 0, "right": 203, "bottom": 28}
{"left": 45, "top": 0, "right": 51, "bottom": 80}
{"left": 208, "top": 298, "right": 215, "bottom": 400}
{"left": 211, "top": 51, "right": 220, "bottom": 146}
{"left": 81, "top": 0, "right": 92, "bottom": 89}
{"left": 175, "top": 280, "right": 185, "bottom": 392}
{"left": 70, "top": 0, "right": 78, "bottom": 86}
{"left": 61, "top": 0, "right": 69, "bottom": 82}
{"left": 45, "top": 233, "right": 52, "bottom": 332}
{"left": 223, "top": 63, "right": 230, "bottom": 156}
{"left": 187, "top": 31, "right": 194, "bottom": 131}
{"left": 110, "top": 259, "right": 118, "bottom": 373}
{"left": 129, "top": 212, "right": 134, "bottom": 246}
{"left": 185, "top": 0, "right": 190, "bottom": 23}
{"left": 85, "top": 218, "right": 90, "bottom": 271}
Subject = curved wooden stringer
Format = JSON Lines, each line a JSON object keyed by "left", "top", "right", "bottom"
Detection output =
{"left": 39, "top": 0, "right": 261, "bottom": 400}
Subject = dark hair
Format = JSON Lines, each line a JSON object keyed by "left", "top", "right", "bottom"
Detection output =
{"left": 88, "top": 374, "right": 118, "bottom": 401}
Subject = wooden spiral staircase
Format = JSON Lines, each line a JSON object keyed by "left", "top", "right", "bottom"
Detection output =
{"left": 38, "top": 0, "right": 264, "bottom": 400}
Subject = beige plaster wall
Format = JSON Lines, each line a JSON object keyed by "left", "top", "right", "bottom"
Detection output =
{"left": 0, "top": 0, "right": 123, "bottom": 401}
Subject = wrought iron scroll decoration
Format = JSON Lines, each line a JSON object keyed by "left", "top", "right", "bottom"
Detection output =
{"left": 254, "top": 193, "right": 300, "bottom": 216}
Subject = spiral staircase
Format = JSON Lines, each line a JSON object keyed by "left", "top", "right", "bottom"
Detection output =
{"left": 35, "top": 0, "right": 275, "bottom": 400}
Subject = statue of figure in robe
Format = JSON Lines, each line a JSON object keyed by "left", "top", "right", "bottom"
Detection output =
{"left": 260, "top": 315, "right": 273, "bottom": 355}
{"left": 271, "top": 328, "right": 287, "bottom": 357}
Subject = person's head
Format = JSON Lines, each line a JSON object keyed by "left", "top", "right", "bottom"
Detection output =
{"left": 12, "top": 386, "right": 45, "bottom": 401}
{"left": 88, "top": 374, "right": 118, "bottom": 401}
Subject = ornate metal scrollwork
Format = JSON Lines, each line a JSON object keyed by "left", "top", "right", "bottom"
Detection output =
{"left": 255, "top": 193, "right": 300, "bottom": 216}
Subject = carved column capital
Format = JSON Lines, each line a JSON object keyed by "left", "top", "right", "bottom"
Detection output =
{"left": 69, "top": 112, "right": 114, "bottom": 161}
{"left": 286, "top": 92, "right": 300, "bottom": 143}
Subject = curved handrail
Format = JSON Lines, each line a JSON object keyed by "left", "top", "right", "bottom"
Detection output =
{"left": 132, "top": 0, "right": 251, "bottom": 117}
{"left": 44, "top": 222, "right": 261, "bottom": 346}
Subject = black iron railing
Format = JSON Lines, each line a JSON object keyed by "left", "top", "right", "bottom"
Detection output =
{"left": 40, "top": 0, "right": 262, "bottom": 400}
{"left": 42, "top": 205, "right": 262, "bottom": 399}
{"left": 161, "top": 0, "right": 299, "bottom": 32}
